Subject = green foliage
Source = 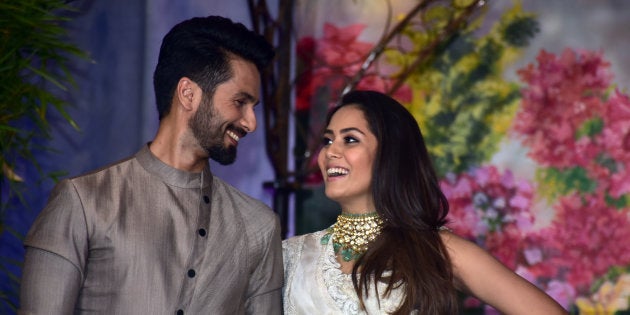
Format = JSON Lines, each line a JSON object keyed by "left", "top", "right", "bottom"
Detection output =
{"left": 605, "top": 193, "right": 630, "bottom": 209}
{"left": 0, "top": 0, "right": 86, "bottom": 187}
{"left": 387, "top": 1, "right": 538, "bottom": 177}
{"left": 536, "top": 166, "right": 598, "bottom": 200}
{"left": 0, "top": 0, "right": 87, "bottom": 311}
{"left": 576, "top": 117, "right": 604, "bottom": 139}
{"left": 500, "top": 15, "right": 539, "bottom": 47}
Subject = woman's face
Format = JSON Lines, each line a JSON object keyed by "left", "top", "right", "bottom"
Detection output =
{"left": 317, "top": 105, "right": 378, "bottom": 213}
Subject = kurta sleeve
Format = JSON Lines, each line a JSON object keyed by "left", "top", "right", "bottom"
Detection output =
{"left": 19, "top": 179, "right": 89, "bottom": 313}
{"left": 18, "top": 248, "right": 82, "bottom": 315}
{"left": 244, "top": 214, "right": 283, "bottom": 314}
{"left": 23, "top": 179, "right": 89, "bottom": 269}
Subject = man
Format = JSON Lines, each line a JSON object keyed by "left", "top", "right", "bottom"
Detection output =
{"left": 19, "top": 16, "right": 282, "bottom": 314}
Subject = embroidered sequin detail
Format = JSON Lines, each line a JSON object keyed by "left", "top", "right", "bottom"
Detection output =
{"left": 321, "top": 232, "right": 361, "bottom": 314}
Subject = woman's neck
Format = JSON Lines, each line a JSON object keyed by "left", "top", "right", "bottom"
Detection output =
{"left": 338, "top": 200, "right": 376, "bottom": 215}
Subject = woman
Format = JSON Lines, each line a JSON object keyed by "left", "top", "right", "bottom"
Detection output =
{"left": 282, "top": 90, "right": 567, "bottom": 314}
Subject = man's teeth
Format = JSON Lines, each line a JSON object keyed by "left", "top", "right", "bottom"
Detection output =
{"left": 327, "top": 168, "right": 348, "bottom": 176}
{"left": 227, "top": 130, "right": 240, "bottom": 142}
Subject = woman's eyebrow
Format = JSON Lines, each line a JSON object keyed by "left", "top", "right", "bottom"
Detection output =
{"left": 323, "top": 127, "right": 365, "bottom": 135}
{"left": 340, "top": 127, "right": 365, "bottom": 135}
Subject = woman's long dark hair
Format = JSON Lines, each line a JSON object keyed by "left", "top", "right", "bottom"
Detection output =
{"left": 328, "top": 90, "right": 458, "bottom": 314}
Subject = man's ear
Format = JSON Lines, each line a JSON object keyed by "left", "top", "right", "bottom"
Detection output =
{"left": 176, "top": 77, "right": 200, "bottom": 111}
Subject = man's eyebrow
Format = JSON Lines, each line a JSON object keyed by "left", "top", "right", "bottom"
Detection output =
{"left": 236, "top": 91, "right": 259, "bottom": 104}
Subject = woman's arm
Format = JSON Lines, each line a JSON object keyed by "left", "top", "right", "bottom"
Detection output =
{"left": 441, "top": 231, "right": 568, "bottom": 315}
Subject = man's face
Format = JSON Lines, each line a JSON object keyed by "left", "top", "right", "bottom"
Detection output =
{"left": 189, "top": 58, "right": 261, "bottom": 165}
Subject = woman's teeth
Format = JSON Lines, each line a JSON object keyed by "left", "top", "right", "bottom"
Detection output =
{"left": 327, "top": 167, "right": 348, "bottom": 176}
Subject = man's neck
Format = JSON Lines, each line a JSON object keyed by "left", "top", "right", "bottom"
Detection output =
{"left": 150, "top": 125, "right": 208, "bottom": 173}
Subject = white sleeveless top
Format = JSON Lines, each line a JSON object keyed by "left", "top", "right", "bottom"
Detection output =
{"left": 282, "top": 229, "right": 410, "bottom": 314}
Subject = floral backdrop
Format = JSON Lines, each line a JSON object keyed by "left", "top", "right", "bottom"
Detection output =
{"left": 292, "top": 0, "right": 630, "bottom": 313}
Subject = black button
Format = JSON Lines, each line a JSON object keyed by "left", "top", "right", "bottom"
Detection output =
{"left": 203, "top": 195, "right": 210, "bottom": 203}
{"left": 177, "top": 310, "right": 183, "bottom": 315}
{"left": 187, "top": 269, "right": 196, "bottom": 278}
{"left": 198, "top": 228, "right": 206, "bottom": 237}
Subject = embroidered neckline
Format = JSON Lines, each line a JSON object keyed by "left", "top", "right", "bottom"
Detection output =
{"left": 319, "top": 230, "right": 361, "bottom": 314}
{"left": 315, "top": 229, "right": 406, "bottom": 314}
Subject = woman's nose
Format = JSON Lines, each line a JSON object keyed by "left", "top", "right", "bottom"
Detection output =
{"left": 326, "top": 143, "right": 341, "bottom": 159}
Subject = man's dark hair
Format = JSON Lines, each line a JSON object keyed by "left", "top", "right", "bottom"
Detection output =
{"left": 153, "top": 16, "right": 274, "bottom": 119}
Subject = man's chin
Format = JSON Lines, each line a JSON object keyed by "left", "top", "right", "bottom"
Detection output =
{"left": 208, "top": 146, "right": 237, "bottom": 165}
{"left": 212, "top": 156, "right": 236, "bottom": 165}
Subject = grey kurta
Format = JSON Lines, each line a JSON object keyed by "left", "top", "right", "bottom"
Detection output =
{"left": 19, "top": 145, "right": 283, "bottom": 315}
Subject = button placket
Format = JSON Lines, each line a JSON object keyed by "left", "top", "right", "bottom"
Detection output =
{"left": 177, "top": 183, "right": 212, "bottom": 311}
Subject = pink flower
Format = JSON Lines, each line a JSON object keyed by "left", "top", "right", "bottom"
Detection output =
{"left": 485, "top": 226, "right": 525, "bottom": 269}
{"left": 545, "top": 280, "right": 577, "bottom": 310}
{"left": 295, "top": 23, "right": 412, "bottom": 112}
{"left": 609, "top": 162, "right": 630, "bottom": 198}
{"left": 526, "top": 193, "right": 630, "bottom": 294}
{"left": 463, "top": 297, "right": 482, "bottom": 309}
{"left": 513, "top": 48, "right": 612, "bottom": 168}
{"left": 318, "top": 23, "right": 372, "bottom": 67}
{"left": 600, "top": 90, "right": 630, "bottom": 162}
{"left": 443, "top": 166, "right": 536, "bottom": 268}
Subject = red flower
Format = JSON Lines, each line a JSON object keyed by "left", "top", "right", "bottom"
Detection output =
{"left": 513, "top": 49, "right": 612, "bottom": 169}
{"left": 295, "top": 23, "right": 412, "bottom": 112}
{"left": 525, "top": 192, "right": 630, "bottom": 295}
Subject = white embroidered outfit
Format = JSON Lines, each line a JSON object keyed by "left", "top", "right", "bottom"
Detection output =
{"left": 283, "top": 229, "right": 408, "bottom": 314}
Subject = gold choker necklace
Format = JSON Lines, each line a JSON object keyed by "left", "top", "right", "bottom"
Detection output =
{"left": 321, "top": 212, "right": 384, "bottom": 262}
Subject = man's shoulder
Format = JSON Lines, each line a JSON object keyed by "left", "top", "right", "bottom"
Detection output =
{"left": 55, "top": 154, "right": 141, "bottom": 197}
{"left": 211, "top": 176, "right": 279, "bottom": 226}
{"left": 74, "top": 155, "right": 137, "bottom": 178}
{"left": 212, "top": 177, "right": 272, "bottom": 210}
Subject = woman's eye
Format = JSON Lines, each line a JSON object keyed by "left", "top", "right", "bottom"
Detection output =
{"left": 344, "top": 136, "right": 358, "bottom": 143}
{"left": 321, "top": 137, "right": 332, "bottom": 146}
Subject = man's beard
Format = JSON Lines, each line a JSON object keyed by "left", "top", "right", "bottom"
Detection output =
{"left": 207, "top": 143, "right": 236, "bottom": 165}
{"left": 189, "top": 97, "right": 238, "bottom": 165}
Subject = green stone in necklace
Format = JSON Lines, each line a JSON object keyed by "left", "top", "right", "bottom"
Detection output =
{"left": 320, "top": 211, "right": 384, "bottom": 262}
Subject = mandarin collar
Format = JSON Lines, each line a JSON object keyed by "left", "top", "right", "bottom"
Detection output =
{"left": 135, "top": 143, "right": 212, "bottom": 189}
